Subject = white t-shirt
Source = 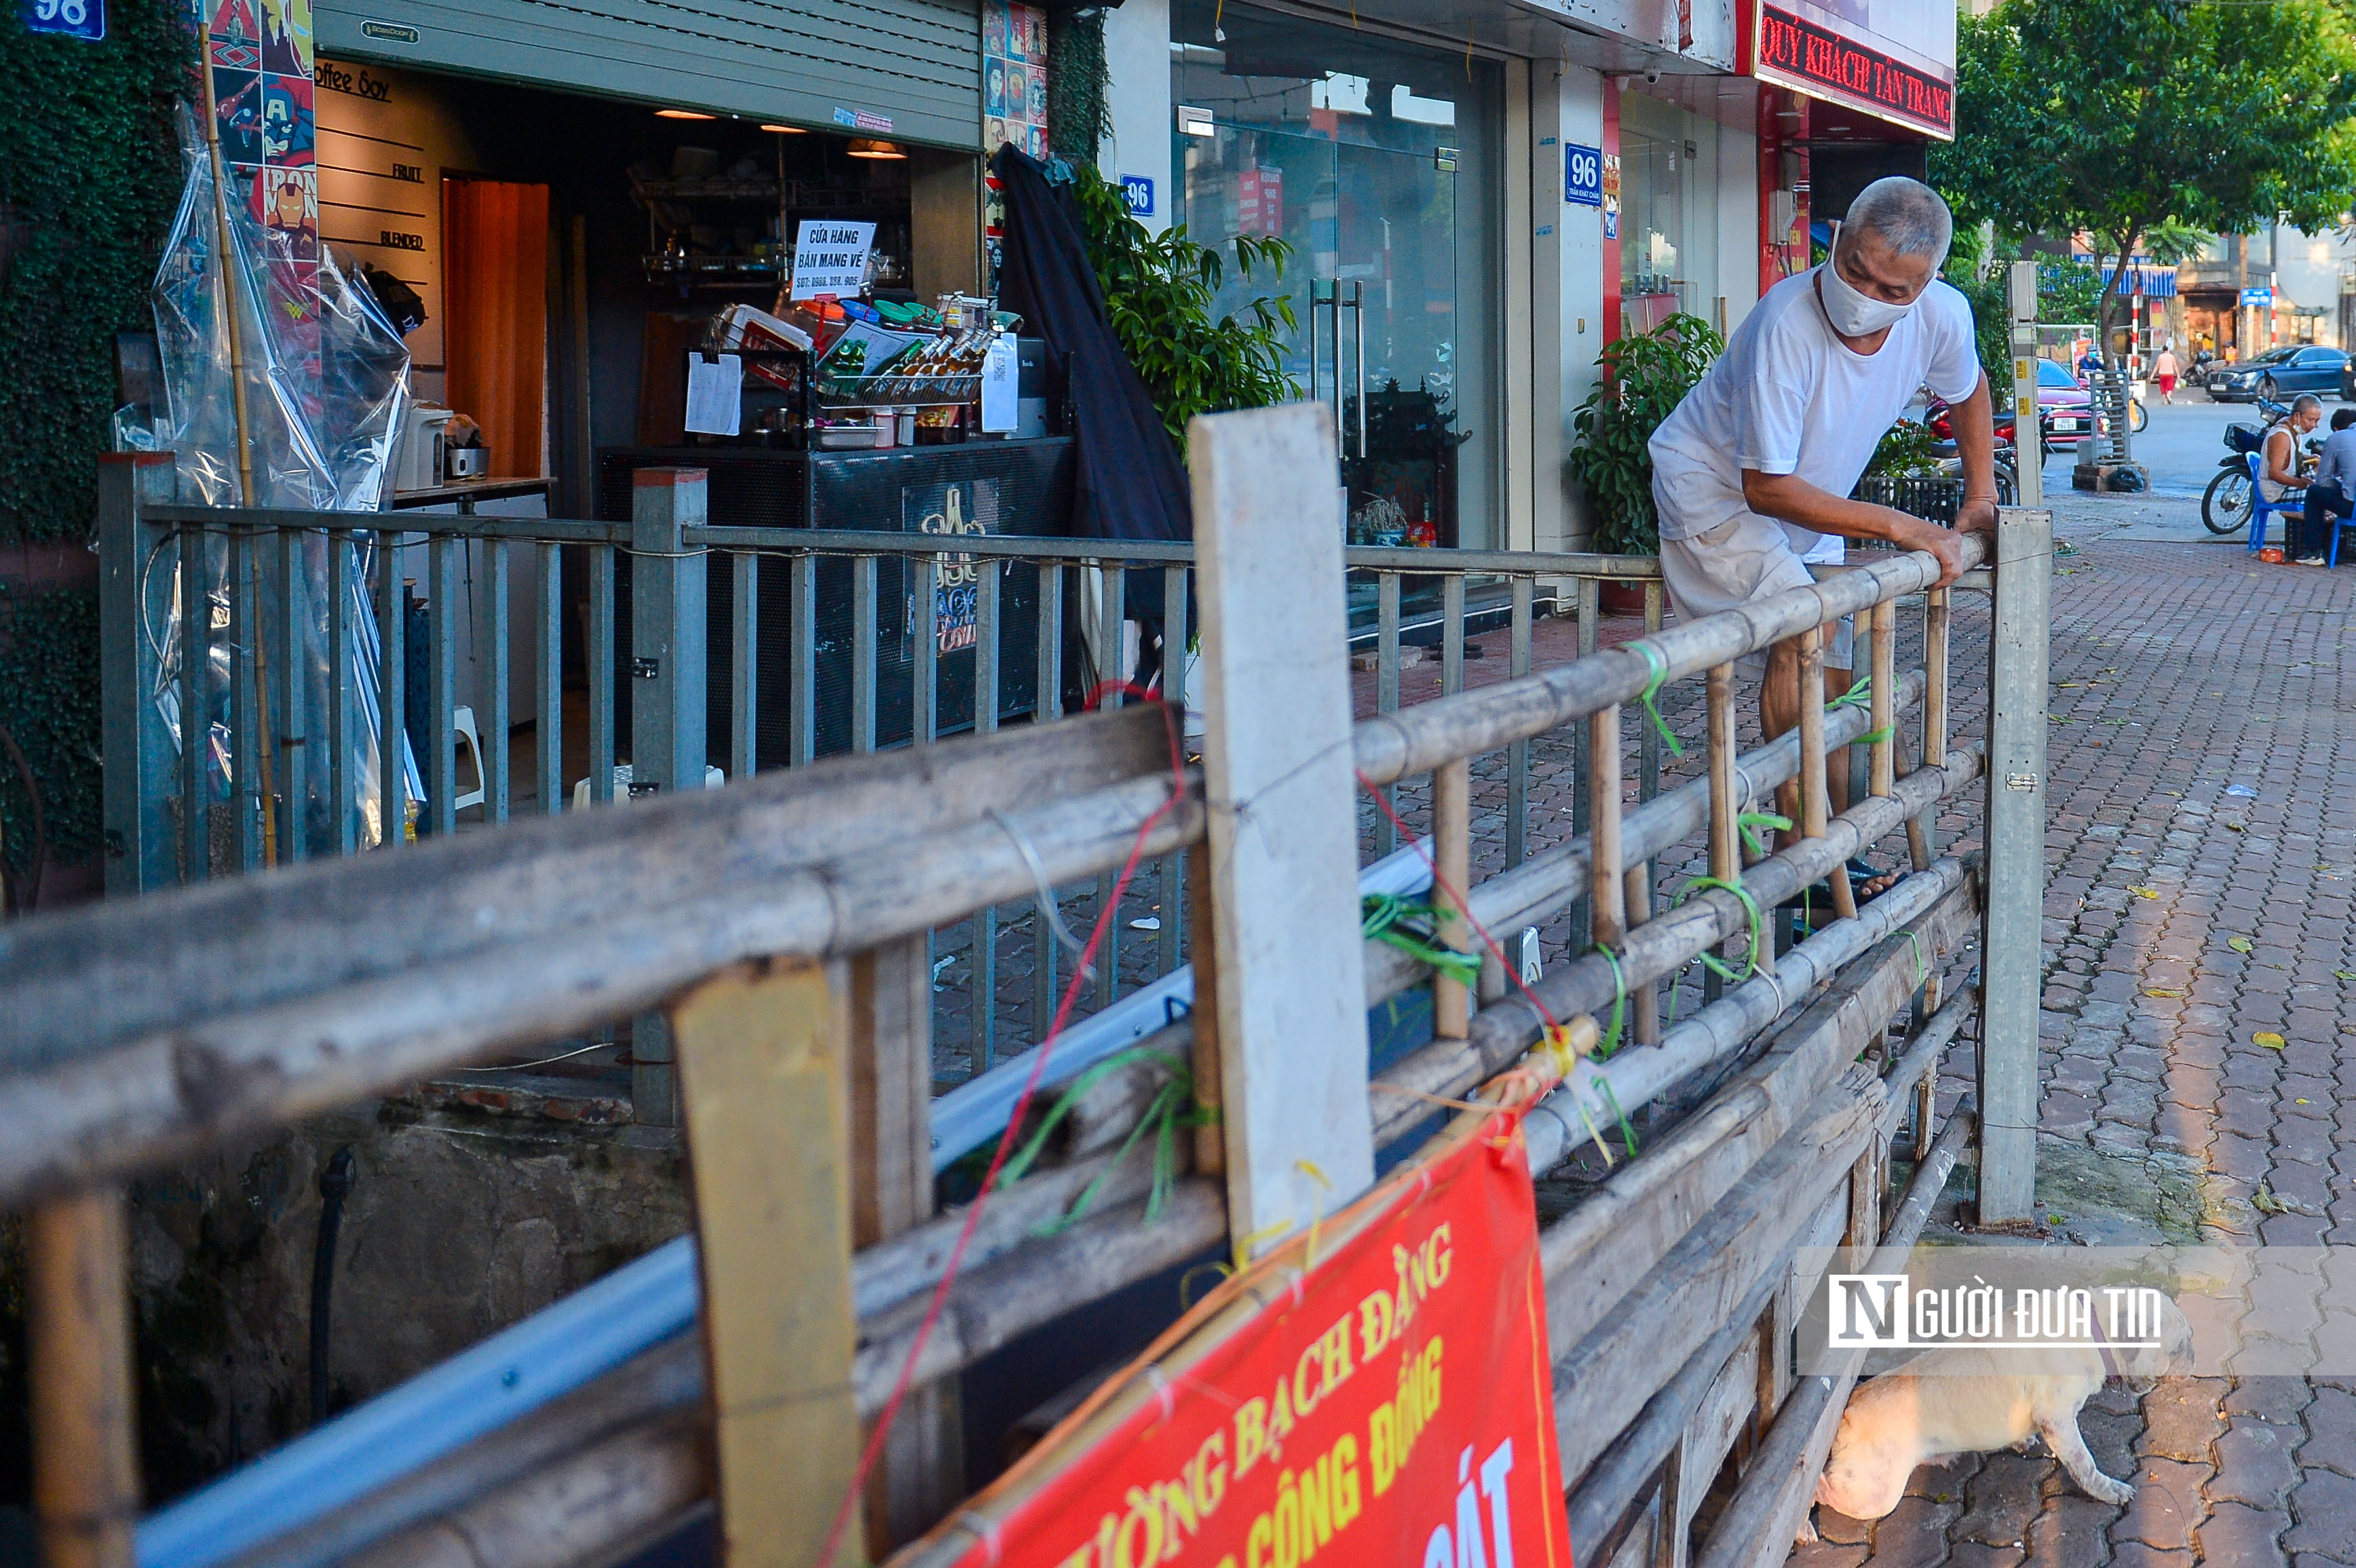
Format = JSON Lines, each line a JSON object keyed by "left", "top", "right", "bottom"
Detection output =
{"left": 1648, "top": 266, "right": 1983, "bottom": 554}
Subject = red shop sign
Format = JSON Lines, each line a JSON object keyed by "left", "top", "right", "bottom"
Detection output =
{"left": 904, "top": 1101, "right": 1570, "bottom": 1568}
{"left": 1755, "top": 3, "right": 1954, "bottom": 140}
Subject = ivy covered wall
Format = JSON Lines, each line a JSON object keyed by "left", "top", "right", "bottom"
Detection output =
{"left": 0, "top": 0, "right": 189, "bottom": 895}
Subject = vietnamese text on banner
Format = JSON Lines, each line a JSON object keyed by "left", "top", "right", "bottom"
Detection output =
{"left": 899, "top": 1098, "right": 1571, "bottom": 1567}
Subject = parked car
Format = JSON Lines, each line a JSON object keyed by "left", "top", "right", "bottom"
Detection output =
{"left": 2207, "top": 345, "right": 2351, "bottom": 403}
{"left": 2033, "top": 358, "right": 2095, "bottom": 447}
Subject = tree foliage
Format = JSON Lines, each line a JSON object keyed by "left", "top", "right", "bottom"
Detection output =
{"left": 1066, "top": 165, "right": 1299, "bottom": 445}
{"left": 1933, "top": 0, "right": 2356, "bottom": 370}
{"left": 1566, "top": 314, "right": 1724, "bottom": 555}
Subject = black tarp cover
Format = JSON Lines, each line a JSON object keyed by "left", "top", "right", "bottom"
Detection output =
{"left": 989, "top": 144, "right": 1193, "bottom": 546}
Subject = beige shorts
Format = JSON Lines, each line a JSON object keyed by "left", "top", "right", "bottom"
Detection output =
{"left": 1658, "top": 512, "right": 1852, "bottom": 678}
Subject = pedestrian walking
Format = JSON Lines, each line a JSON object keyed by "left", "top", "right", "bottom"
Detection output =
{"left": 2151, "top": 342, "right": 2181, "bottom": 404}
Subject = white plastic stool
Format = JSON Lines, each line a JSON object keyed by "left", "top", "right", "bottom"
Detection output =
{"left": 451, "top": 706, "right": 486, "bottom": 813}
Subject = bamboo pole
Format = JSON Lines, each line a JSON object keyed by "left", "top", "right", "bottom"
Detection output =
{"left": 197, "top": 47, "right": 274, "bottom": 865}
{"left": 1911, "top": 586, "right": 1952, "bottom": 869}
{"left": 1869, "top": 600, "right": 1896, "bottom": 800}
{"left": 1589, "top": 704, "right": 1629, "bottom": 1025}
{"left": 1433, "top": 757, "right": 1472, "bottom": 1039}
{"left": 28, "top": 1191, "right": 140, "bottom": 1568}
{"left": 1183, "top": 841, "right": 1225, "bottom": 1177}
{"left": 1796, "top": 627, "right": 1855, "bottom": 922}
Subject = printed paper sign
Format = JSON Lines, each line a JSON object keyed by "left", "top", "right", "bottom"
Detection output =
{"left": 789, "top": 219, "right": 876, "bottom": 301}
{"left": 909, "top": 1102, "right": 1570, "bottom": 1567}
{"left": 980, "top": 337, "right": 1019, "bottom": 434}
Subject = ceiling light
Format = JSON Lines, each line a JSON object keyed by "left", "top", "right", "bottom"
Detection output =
{"left": 656, "top": 109, "right": 715, "bottom": 120}
{"left": 846, "top": 138, "right": 906, "bottom": 159}
{"left": 760, "top": 123, "right": 807, "bottom": 134}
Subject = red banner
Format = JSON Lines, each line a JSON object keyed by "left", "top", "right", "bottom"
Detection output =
{"left": 913, "top": 1105, "right": 1568, "bottom": 1568}
{"left": 1755, "top": 3, "right": 1954, "bottom": 139}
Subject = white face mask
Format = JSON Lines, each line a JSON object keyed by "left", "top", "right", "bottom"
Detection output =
{"left": 1818, "top": 223, "right": 1920, "bottom": 339}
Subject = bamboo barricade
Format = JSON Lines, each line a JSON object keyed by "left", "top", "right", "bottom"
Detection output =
{"left": 5, "top": 408, "right": 2037, "bottom": 1568}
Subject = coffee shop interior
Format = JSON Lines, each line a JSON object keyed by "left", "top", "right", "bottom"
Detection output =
{"left": 316, "top": 61, "right": 1069, "bottom": 797}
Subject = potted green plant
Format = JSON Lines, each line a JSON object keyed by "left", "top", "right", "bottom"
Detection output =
{"left": 1567, "top": 313, "right": 1723, "bottom": 608}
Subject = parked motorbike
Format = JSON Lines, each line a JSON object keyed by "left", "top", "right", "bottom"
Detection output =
{"left": 2202, "top": 397, "right": 2309, "bottom": 535}
{"left": 1920, "top": 395, "right": 2031, "bottom": 506}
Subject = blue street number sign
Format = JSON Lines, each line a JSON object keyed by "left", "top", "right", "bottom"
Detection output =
{"left": 24, "top": 0, "right": 104, "bottom": 39}
{"left": 1121, "top": 175, "right": 1154, "bottom": 216}
{"left": 1565, "top": 143, "right": 1602, "bottom": 207}
{"left": 2240, "top": 286, "right": 2273, "bottom": 309}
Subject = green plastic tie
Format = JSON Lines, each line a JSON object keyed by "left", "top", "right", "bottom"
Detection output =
{"left": 1593, "top": 944, "right": 1629, "bottom": 1060}
{"left": 1593, "top": 1072, "right": 1640, "bottom": 1159}
{"left": 1736, "top": 809, "right": 1793, "bottom": 858}
{"left": 1829, "top": 674, "right": 1893, "bottom": 744}
{"left": 1673, "top": 875, "right": 1769, "bottom": 986}
{"left": 1361, "top": 893, "right": 1483, "bottom": 984}
{"left": 1632, "top": 642, "right": 1687, "bottom": 759}
{"left": 996, "top": 1047, "right": 1211, "bottom": 1234}
{"left": 1827, "top": 672, "right": 1874, "bottom": 712}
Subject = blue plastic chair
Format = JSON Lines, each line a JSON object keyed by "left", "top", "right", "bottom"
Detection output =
{"left": 2246, "top": 452, "right": 2298, "bottom": 555}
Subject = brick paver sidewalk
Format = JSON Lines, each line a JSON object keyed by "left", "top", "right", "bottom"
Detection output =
{"left": 1795, "top": 526, "right": 2356, "bottom": 1566}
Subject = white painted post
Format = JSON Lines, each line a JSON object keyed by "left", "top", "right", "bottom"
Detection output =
{"left": 1188, "top": 402, "right": 1374, "bottom": 1252}
{"left": 1976, "top": 505, "right": 2051, "bottom": 1225}
{"left": 2009, "top": 261, "right": 2042, "bottom": 510}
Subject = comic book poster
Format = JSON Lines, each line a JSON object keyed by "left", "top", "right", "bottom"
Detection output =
{"left": 981, "top": 0, "right": 1048, "bottom": 157}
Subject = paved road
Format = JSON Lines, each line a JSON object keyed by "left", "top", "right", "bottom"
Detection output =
{"left": 2037, "top": 396, "right": 2292, "bottom": 502}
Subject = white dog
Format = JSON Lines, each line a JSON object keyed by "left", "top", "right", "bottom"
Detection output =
{"left": 1807, "top": 1297, "right": 2195, "bottom": 1529}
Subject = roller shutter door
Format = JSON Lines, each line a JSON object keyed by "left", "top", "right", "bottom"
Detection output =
{"left": 316, "top": 0, "right": 981, "bottom": 150}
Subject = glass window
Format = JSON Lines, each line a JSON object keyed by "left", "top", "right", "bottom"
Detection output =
{"left": 1618, "top": 126, "right": 1683, "bottom": 334}
{"left": 1171, "top": 1, "right": 1502, "bottom": 551}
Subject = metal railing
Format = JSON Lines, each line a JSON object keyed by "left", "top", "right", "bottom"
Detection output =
{"left": 97, "top": 452, "right": 1665, "bottom": 1104}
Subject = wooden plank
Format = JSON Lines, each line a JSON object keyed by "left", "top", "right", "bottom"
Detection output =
{"left": 670, "top": 959, "right": 862, "bottom": 1568}
{"left": 1678, "top": 1333, "right": 1761, "bottom": 1543}
{"left": 1188, "top": 403, "right": 1373, "bottom": 1245}
{"left": 0, "top": 765, "right": 1204, "bottom": 1207}
{"left": 842, "top": 938, "right": 962, "bottom": 1554}
{"left": 1539, "top": 887, "right": 1977, "bottom": 1360}
{"left": 1551, "top": 1067, "right": 1887, "bottom": 1491}
{"left": 1184, "top": 842, "right": 1226, "bottom": 1179}
{"left": 28, "top": 1190, "right": 140, "bottom": 1568}
{"left": 1, "top": 704, "right": 1177, "bottom": 1072}
{"left": 341, "top": 1419, "right": 706, "bottom": 1568}
{"left": 224, "top": 1338, "right": 705, "bottom": 1568}
{"left": 1690, "top": 1101, "right": 1977, "bottom": 1568}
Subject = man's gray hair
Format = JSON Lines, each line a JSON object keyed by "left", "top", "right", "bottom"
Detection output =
{"left": 1844, "top": 177, "right": 1953, "bottom": 269}
{"left": 2296, "top": 393, "right": 2325, "bottom": 415}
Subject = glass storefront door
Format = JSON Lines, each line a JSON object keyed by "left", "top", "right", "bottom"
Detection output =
{"left": 1171, "top": 3, "right": 1500, "bottom": 551}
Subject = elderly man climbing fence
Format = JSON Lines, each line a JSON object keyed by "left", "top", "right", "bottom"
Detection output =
{"left": 1647, "top": 176, "right": 2001, "bottom": 910}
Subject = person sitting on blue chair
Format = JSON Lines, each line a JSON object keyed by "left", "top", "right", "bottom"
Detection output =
{"left": 2298, "top": 406, "right": 2356, "bottom": 566}
{"left": 2262, "top": 395, "right": 2323, "bottom": 554}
